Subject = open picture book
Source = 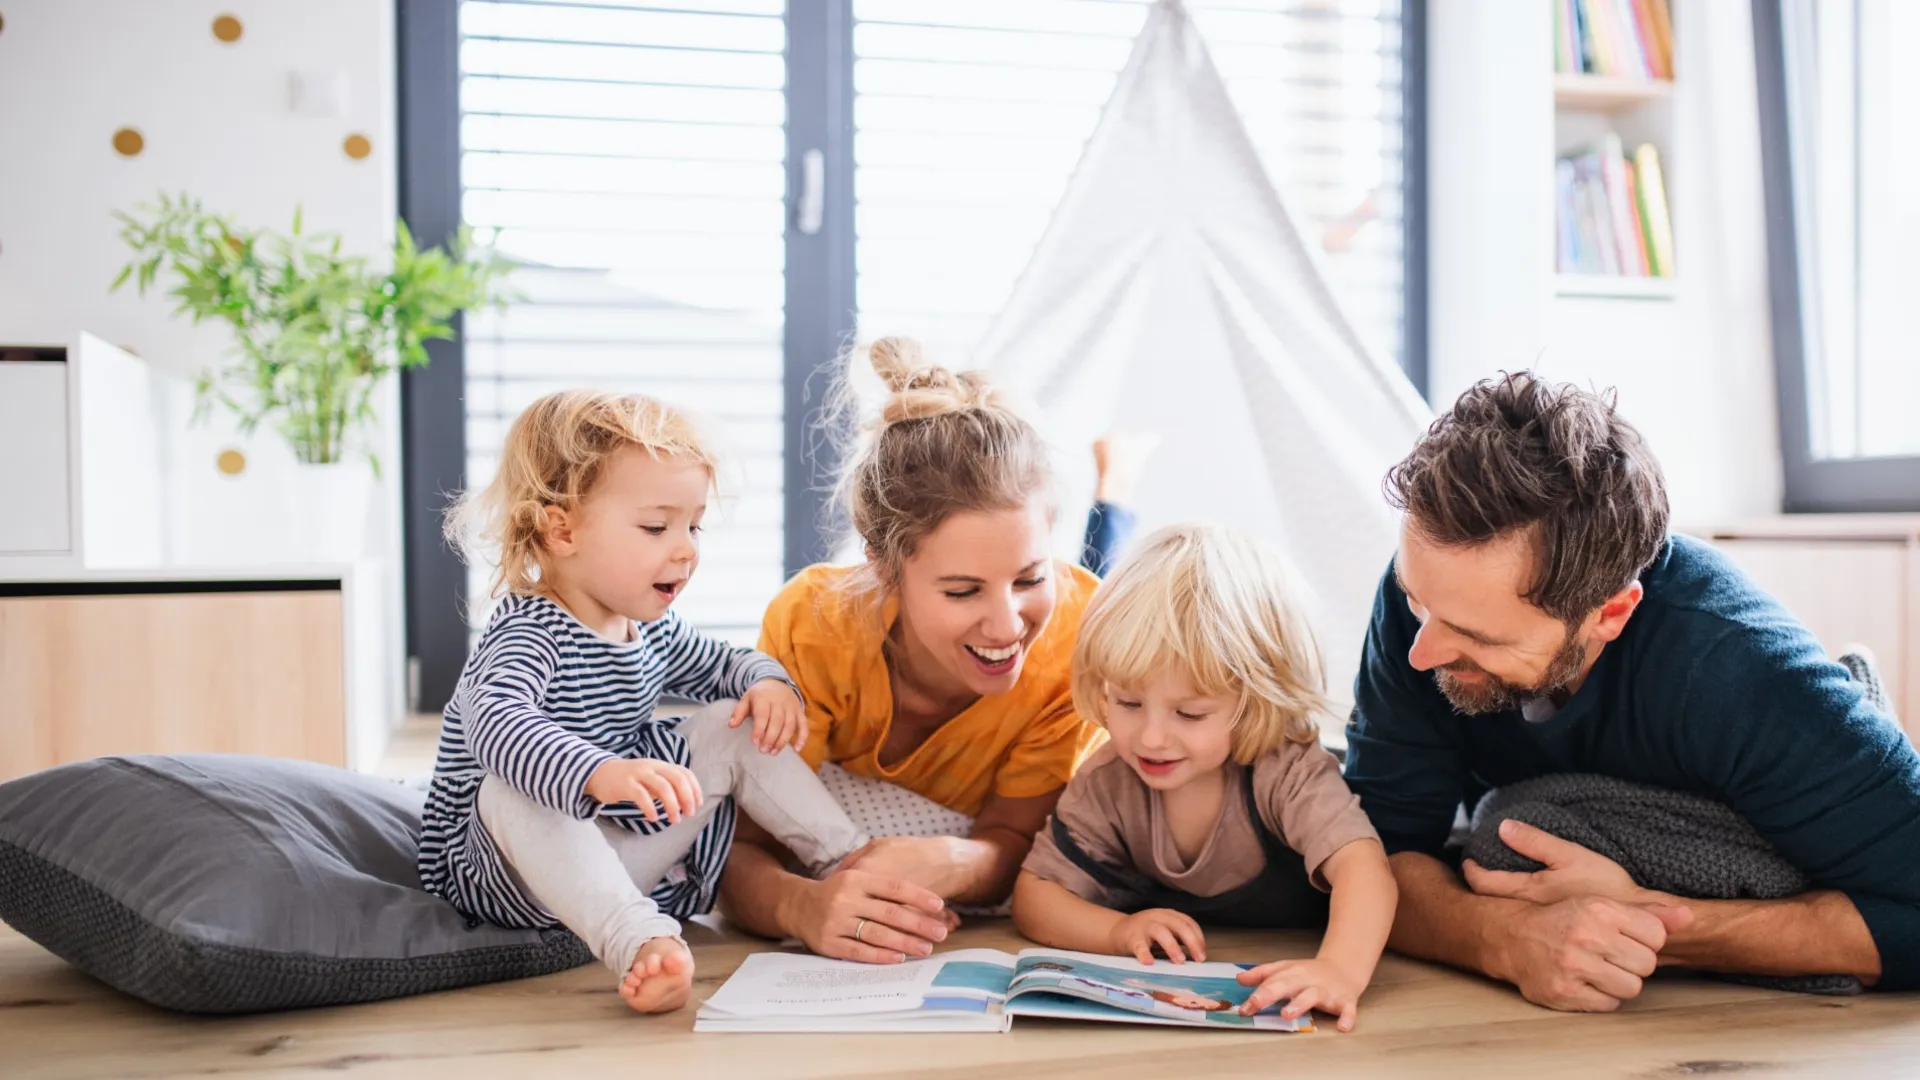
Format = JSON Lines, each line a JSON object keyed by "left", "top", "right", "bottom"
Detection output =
{"left": 694, "top": 947, "right": 1314, "bottom": 1034}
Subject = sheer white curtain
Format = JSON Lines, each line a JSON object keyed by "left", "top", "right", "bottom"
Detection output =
{"left": 1782, "top": 0, "right": 1918, "bottom": 460}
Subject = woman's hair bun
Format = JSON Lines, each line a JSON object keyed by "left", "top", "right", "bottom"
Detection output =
{"left": 861, "top": 336, "right": 997, "bottom": 425}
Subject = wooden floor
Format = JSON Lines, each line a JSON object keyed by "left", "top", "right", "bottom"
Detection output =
{"left": 4, "top": 917, "right": 1917, "bottom": 1079}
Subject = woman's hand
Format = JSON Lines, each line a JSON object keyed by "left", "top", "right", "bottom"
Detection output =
{"left": 730, "top": 680, "right": 808, "bottom": 754}
{"left": 779, "top": 869, "right": 955, "bottom": 965}
{"left": 1236, "top": 957, "right": 1371, "bottom": 1032}
{"left": 835, "top": 836, "right": 968, "bottom": 896}
{"left": 1107, "top": 908, "right": 1207, "bottom": 965}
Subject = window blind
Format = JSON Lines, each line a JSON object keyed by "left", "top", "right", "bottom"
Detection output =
{"left": 457, "top": 0, "right": 788, "bottom": 644}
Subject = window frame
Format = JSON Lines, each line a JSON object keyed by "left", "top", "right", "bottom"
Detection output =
{"left": 1752, "top": 0, "right": 1920, "bottom": 513}
{"left": 397, "top": 0, "right": 470, "bottom": 712}
{"left": 396, "top": 0, "right": 1428, "bottom": 711}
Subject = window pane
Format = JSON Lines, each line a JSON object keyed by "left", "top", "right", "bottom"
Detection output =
{"left": 1785, "top": 0, "right": 1919, "bottom": 460}
{"left": 852, "top": 0, "right": 1408, "bottom": 366}
{"left": 458, "top": 2, "right": 788, "bottom": 643}
{"left": 1855, "top": 0, "right": 1919, "bottom": 457}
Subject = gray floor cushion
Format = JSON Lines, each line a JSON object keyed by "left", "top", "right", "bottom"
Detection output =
{"left": 0, "top": 754, "right": 591, "bottom": 1014}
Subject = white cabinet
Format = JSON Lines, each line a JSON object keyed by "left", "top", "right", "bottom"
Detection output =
{"left": 0, "top": 358, "right": 73, "bottom": 554}
{"left": 0, "top": 335, "right": 163, "bottom": 572}
{"left": 1690, "top": 517, "right": 1920, "bottom": 740}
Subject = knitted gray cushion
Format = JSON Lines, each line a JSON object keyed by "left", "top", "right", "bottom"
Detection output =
{"left": 1467, "top": 773, "right": 1863, "bottom": 995}
{"left": 0, "top": 755, "right": 592, "bottom": 1014}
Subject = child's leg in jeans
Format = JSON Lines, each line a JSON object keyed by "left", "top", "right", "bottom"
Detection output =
{"left": 1082, "top": 432, "right": 1156, "bottom": 575}
{"left": 676, "top": 700, "right": 871, "bottom": 874}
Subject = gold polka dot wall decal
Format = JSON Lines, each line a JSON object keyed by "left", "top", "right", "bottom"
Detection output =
{"left": 212, "top": 14, "right": 242, "bottom": 43}
{"left": 112, "top": 128, "right": 144, "bottom": 157}
{"left": 216, "top": 448, "right": 247, "bottom": 476}
{"left": 343, "top": 133, "right": 372, "bottom": 160}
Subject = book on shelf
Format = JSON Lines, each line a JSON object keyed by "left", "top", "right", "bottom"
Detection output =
{"left": 1557, "top": 139, "right": 1674, "bottom": 279}
{"left": 694, "top": 947, "right": 1316, "bottom": 1035}
{"left": 1633, "top": 143, "right": 1676, "bottom": 276}
{"left": 1555, "top": 0, "right": 1673, "bottom": 80}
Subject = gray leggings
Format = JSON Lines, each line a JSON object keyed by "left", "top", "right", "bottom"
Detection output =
{"left": 477, "top": 701, "right": 868, "bottom": 977}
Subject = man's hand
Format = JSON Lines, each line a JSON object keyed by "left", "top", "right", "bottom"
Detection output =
{"left": 1496, "top": 896, "right": 1694, "bottom": 1011}
{"left": 1464, "top": 819, "right": 1647, "bottom": 906}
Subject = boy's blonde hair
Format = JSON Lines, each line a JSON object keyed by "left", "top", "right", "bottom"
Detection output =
{"left": 1071, "top": 523, "right": 1332, "bottom": 761}
{"left": 445, "top": 389, "right": 717, "bottom": 599}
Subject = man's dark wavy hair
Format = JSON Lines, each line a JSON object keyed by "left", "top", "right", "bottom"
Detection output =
{"left": 1384, "top": 372, "right": 1670, "bottom": 623}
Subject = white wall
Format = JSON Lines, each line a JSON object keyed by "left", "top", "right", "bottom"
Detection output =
{"left": 1427, "top": 0, "right": 1782, "bottom": 525}
{"left": 0, "top": 1, "right": 406, "bottom": 754}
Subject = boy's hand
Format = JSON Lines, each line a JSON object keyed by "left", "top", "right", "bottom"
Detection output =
{"left": 585, "top": 758, "right": 702, "bottom": 824}
{"left": 730, "top": 680, "right": 807, "bottom": 754}
{"left": 1108, "top": 908, "right": 1207, "bottom": 965}
{"left": 1236, "top": 957, "right": 1370, "bottom": 1032}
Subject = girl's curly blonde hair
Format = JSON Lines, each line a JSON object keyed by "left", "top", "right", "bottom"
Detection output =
{"left": 445, "top": 389, "right": 716, "bottom": 599}
{"left": 1071, "top": 523, "right": 1332, "bottom": 760}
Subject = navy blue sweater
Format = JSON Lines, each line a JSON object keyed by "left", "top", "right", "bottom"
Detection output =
{"left": 1344, "top": 535, "right": 1920, "bottom": 990}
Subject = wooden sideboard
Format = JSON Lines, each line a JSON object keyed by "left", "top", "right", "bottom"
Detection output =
{"left": 0, "top": 569, "right": 380, "bottom": 782}
{"left": 1687, "top": 515, "right": 1920, "bottom": 740}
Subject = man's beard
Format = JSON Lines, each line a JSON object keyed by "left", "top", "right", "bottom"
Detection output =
{"left": 1433, "top": 629, "right": 1590, "bottom": 715}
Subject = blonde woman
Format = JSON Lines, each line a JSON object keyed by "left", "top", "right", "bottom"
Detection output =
{"left": 1011, "top": 524, "right": 1398, "bottom": 1033}
{"left": 719, "top": 338, "right": 1149, "bottom": 964}
{"left": 422, "top": 390, "right": 911, "bottom": 1014}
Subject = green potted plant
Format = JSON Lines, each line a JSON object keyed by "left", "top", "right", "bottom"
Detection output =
{"left": 113, "top": 191, "right": 513, "bottom": 559}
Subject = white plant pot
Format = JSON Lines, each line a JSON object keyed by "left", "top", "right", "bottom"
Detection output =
{"left": 281, "top": 461, "right": 373, "bottom": 564}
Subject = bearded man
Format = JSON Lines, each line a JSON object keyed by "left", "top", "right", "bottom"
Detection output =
{"left": 1343, "top": 373, "right": 1920, "bottom": 1011}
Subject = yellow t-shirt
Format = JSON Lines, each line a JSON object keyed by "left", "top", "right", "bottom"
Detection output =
{"left": 757, "top": 562, "right": 1107, "bottom": 818}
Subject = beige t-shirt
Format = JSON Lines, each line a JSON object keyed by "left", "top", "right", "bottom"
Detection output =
{"left": 1022, "top": 742, "right": 1379, "bottom": 907}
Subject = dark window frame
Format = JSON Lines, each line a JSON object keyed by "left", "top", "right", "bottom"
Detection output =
{"left": 1751, "top": 0, "right": 1920, "bottom": 513}
{"left": 397, "top": 0, "right": 469, "bottom": 712}
{"left": 396, "top": 0, "right": 1429, "bottom": 711}
{"left": 1402, "top": 0, "right": 1430, "bottom": 401}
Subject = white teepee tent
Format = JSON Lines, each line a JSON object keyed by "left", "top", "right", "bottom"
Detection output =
{"left": 974, "top": 0, "right": 1433, "bottom": 711}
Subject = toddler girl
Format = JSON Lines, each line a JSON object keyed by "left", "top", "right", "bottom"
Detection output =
{"left": 421, "top": 390, "right": 893, "bottom": 1014}
{"left": 1011, "top": 523, "right": 1398, "bottom": 1031}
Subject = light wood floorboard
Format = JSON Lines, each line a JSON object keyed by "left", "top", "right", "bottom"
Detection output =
{"left": 4, "top": 917, "right": 1916, "bottom": 1079}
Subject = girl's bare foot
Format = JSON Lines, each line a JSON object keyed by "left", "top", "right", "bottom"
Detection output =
{"left": 618, "top": 935, "right": 695, "bottom": 1014}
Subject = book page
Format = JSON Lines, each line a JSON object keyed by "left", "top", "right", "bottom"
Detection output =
{"left": 701, "top": 950, "right": 1015, "bottom": 1018}
{"left": 1006, "top": 948, "right": 1312, "bottom": 1032}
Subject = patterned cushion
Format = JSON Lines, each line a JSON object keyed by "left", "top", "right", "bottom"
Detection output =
{"left": 0, "top": 755, "right": 592, "bottom": 1014}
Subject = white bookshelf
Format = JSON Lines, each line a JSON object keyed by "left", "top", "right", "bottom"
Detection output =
{"left": 1554, "top": 274, "right": 1678, "bottom": 300}
{"left": 1553, "top": 4, "right": 1677, "bottom": 300}
{"left": 1553, "top": 73, "right": 1673, "bottom": 113}
{"left": 1431, "top": 1, "right": 1782, "bottom": 524}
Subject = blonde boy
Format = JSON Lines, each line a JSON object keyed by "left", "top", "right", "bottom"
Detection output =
{"left": 1012, "top": 524, "right": 1398, "bottom": 1031}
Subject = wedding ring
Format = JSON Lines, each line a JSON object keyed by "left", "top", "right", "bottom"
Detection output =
{"left": 853, "top": 917, "right": 868, "bottom": 943}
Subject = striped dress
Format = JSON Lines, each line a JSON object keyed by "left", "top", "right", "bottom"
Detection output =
{"left": 418, "top": 593, "right": 792, "bottom": 929}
